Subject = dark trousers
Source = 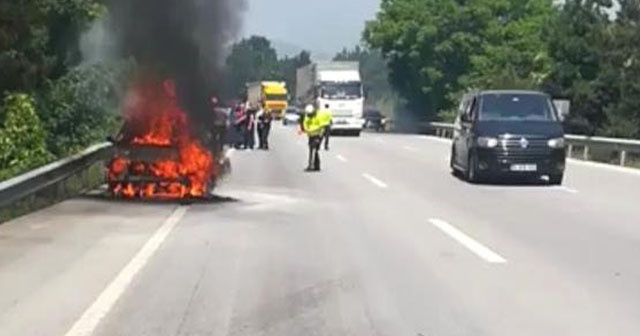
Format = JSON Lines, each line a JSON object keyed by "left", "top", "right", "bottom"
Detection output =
{"left": 257, "top": 122, "right": 271, "bottom": 149}
{"left": 308, "top": 136, "right": 322, "bottom": 170}
{"left": 214, "top": 126, "right": 227, "bottom": 150}
{"left": 244, "top": 126, "right": 255, "bottom": 149}
{"left": 323, "top": 126, "right": 331, "bottom": 150}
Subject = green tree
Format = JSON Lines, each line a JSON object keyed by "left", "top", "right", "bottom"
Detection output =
{"left": 0, "top": 0, "right": 104, "bottom": 93}
{"left": 464, "top": 0, "right": 554, "bottom": 89}
{"left": 364, "top": 0, "right": 466, "bottom": 119}
{"left": 225, "top": 36, "right": 280, "bottom": 98}
{"left": 0, "top": 94, "right": 53, "bottom": 180}
{"left": 543, "top": 0, "right": 613, "bottom": 135}
{"left": 597, "top": 0, "right": 640, "bottom": 138}
{"left": 37, "top": 61, "right": 133, "bottom": 156}
{"left": 333, "top": 46, "right": 393, "bottom": 105}
{"left": 364, "top": 0, "right": 556, "bottom": 121}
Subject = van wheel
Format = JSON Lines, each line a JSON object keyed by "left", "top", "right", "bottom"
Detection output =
{"left": 450, "top": 147, "right": 458, "bottom": 173}
{"left": 549, "top": 174, "right": 564, "bottom": 185}
{"left": 466, "top": 153, "right": 483, "bottom": 184}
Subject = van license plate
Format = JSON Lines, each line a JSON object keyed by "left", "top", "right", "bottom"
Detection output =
{"left": 510, "top": 164, "right": 537, "bottom": 172}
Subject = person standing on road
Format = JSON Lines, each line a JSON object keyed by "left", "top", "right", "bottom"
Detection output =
{"left": 210, "top": 96, "right": 228, "bottom": 154}
{"left": 233, "top": 102, "right": 247, "bottom": 149}
{"left": 256, "top": 103, "right": 273, "bottom": 150}
{"left": 302, "top": 104, "right": 329, "bottom": 171}
{"left": 320, "top": 104, "right": 333, "bottom": 151}
{"left": 244, "top": 105, "right": 256, "bottom": 150}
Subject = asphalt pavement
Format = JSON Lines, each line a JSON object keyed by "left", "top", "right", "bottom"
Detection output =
{"left": 1, "top": 124, "right": 640, "bottom": 336}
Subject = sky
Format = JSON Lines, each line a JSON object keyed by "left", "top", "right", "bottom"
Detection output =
{"left": 241, "top": 0, "right": 380, "bottom": 56}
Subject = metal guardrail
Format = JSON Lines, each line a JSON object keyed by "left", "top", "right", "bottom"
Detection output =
{"left": 0, "top": 143, "right": 113, "bottom": 221}
{"left": 427, "top": 122, "right": 640, "bottom": 167}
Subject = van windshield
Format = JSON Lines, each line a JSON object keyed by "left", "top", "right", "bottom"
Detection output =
{"left": 479, "top": 93, "right": 557, "bottom": 121}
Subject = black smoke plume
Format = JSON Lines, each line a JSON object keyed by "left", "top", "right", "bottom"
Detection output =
{"left": 107, "top": 0, "right": 246, "bottom": 136}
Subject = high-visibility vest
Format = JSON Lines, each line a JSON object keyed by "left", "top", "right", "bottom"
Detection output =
{"left": 317, "top": 109, "right": 333, "bottom": 126}
{"left": 303, "top": 113, "right": 325, "bottom": 136}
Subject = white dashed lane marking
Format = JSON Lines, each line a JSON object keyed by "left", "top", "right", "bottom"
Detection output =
{"left": 362, "top": 173, "right": 388, "bottom": 189}
{"left": 429, "top": 218, "right": 507, "bottom": 264}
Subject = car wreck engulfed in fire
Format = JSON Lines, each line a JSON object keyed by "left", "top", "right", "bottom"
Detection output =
{"left": 105, "top": 78, "right": 228, "bottom": 199}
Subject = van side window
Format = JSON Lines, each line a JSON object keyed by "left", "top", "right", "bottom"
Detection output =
{"left": 458, "top": 97, "right": 470, "bottom": 122}
{"left": 457, "top": 99, "right": 468, "bottom": 116}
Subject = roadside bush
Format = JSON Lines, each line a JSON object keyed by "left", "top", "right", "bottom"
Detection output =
{"left": 37, "top": 61, "right": 133, "bottom": 157}
{"left": 0, "top": 94, "right": 53, "bottom": 180}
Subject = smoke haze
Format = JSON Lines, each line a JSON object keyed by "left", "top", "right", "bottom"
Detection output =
{"left": 106, "top": 0, "right": 247, "bottom": 135}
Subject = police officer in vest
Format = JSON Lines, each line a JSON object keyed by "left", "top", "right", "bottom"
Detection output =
{"left": 320, "top": 104, "right": 333, "bottom": 151}
{"left": 302, "top": 104, "right": 332, "bottom": 171}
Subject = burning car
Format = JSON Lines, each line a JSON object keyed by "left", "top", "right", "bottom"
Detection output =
{"left": 106, "top": 78, "right": 224, "bottom": 199}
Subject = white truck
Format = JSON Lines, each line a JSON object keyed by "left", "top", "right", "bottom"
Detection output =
{"left": 296, "top": 62, "right": 364, "bottom": 136}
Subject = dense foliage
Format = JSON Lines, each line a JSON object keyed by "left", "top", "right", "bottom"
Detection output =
{"left": 0, "top": 94, "right": 53, "bottom": 180}
{"left": 225, "top": 36, "right": 311, "bottom": 100}
{"left": 364, "top": 0, "right": 640, "bottom": 137}
{"left": 333, "top": 46, "right": 393, "bottom": 105}
{"left": 0, "top": 1, "right": 129, "bottom": 180}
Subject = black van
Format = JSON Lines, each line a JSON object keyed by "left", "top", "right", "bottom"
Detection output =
{"left": 450, "top": 90, "right": 567, "bottom": 184}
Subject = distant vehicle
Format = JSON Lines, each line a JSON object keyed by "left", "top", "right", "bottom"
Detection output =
{"left": 283, "top": 107, "right": 301, "bottom": 126}
{"left": 296, "top": 61, "right": 364, "bottom": 136}
{"left": 363, "top": 109, "right": 387, "bottom": 132}
{"left": 247, "top": 81, "right": 289, "bottom": 119}
{"left": 450, "top": 90, "right": 567, "bottom": 185}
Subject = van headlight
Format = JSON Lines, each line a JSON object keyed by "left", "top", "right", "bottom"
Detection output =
{"left": 547, "top": 137, "right": 565, "bottom": 148}
{"left": 477, "top": 137, "right": 499, "bottom": 148}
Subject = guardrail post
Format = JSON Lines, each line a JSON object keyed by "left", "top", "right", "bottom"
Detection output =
{"left": 435, "top": 128, "right": 441, "bottom": 137}
{"left": 620, "top": 150, "right": 627, "bottom": 166}
{"left": 567, "top": 144, "right": 573, "bottom": 159}
{"left": 583, "top": 145, "right": 590, "bottom": 160}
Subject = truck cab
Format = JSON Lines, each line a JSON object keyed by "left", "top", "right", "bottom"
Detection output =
{"left": 297, "top": 62, "right": 365, "bottom": 136}
{"left": 261, "top": 82, "right": 288, "bottom": 119}
{"left": 247, "top": 81, "right": 289, "bottom": 120}
{"left": 316, "top": 79, "right": 364, "bottom": 136}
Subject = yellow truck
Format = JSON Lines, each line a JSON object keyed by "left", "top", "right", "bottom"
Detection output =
{"left": 247, "top": 81, "right": 289, "bottom": 119}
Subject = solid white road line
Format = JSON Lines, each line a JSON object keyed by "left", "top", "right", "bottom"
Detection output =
{"left": 429, "top": 218, "right": 507, "bottom": 264}
{"left": 362, "top": 173, "right": 388, "bottom": 189}
{"left": 336, "top": 154, "right": 348, "bottom": 162}
{"left": 64, "top": 206, "right": 190, "bottom": 336}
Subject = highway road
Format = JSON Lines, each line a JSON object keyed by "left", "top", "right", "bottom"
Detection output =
{"left": 1, "top": 124, "right": 640, "bottom": 336}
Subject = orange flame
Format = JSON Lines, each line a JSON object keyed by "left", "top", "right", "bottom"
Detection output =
{"left": 107, "top": 77, "right": 215, "bottom": 199}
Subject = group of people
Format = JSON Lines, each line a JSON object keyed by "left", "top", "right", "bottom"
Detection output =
{"left": 212, "top": 96, "right": 333, "bottom": 172}
{"left": 231, "top": 101, "right": 273, "bottom": 150}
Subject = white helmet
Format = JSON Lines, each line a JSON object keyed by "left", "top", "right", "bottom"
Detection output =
{"left": 305, "top": 104, "right": 314, "bottom": 114}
